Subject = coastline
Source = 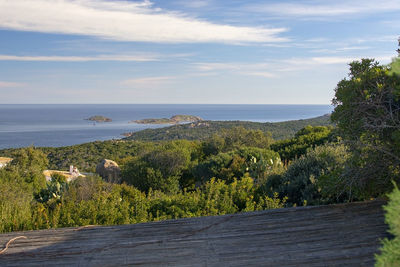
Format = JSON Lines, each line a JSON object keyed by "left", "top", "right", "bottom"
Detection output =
{"left": 0, "top": 104, "right": 333, "bottom": 149}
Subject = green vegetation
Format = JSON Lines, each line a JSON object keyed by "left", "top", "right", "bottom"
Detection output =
{"left": 270, "top": 125, "right": 336, "bottom": 162}
{"left": 1, "top": 140, "right": 156, "bottom": 172}
{"left": 0, "top": 146, "right": 286, "bottom": 233}
{"left": 265, "top": 144, "right": 350, "bottom": 206}
{"left": 133, "top": 114, "right": 203, "bottom": 124}
{"left": 390, "top": 57, "right": 400, "bottom": 75}
{"left": 331, "top": 58, "right": 400, "bottom": 199}
{"left": 0, "top": 123, "right": 344, "bottom": 234}
{"left": 375, "top": 185, "right": 400, "bottom": 266}
{"left": 125, "top": 114, "right": 332, "bottom": 141}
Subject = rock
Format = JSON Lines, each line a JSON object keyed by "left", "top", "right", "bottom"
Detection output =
{"left": 132, "top": 114, "right": 203, "bottom": 124}
{"left": 86, "top": 115, "right": 112, "bottom": 122}
{"left": 96, "top": 159, "right": 121, "bottom": 183}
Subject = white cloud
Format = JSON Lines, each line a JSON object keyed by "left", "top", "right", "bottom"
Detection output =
{"left": 245, "top": 0, "right": 400, "bottom": 17}
{"left": 193, "top": 55, "right": 394, "bottom": 78}
{"left": 195, "top": 63, "right": 243, "bottom": 71}
{"left": 283, "top": 56, "right": 393, "bottom": 66}
{"left": 0, "top": 54, "right": 159, "bottom": 62}
{"left": 120, "top": 76, "right": 175, "bottom": 87}
{"left": 244, "top": 71, "right": 277, "bottom": 78}
{"left": 194, "top": 62, "right": 277, "bottom": 78}
{"left": 0, "top": 81, "right": 25, "bottom": 88}
{"left": 0, "top": 0, "right": 287, "bottom": 43}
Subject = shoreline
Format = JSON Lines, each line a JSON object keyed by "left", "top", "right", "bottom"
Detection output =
{"left": 0, "top": 114, "right": 332, "bottom": 150}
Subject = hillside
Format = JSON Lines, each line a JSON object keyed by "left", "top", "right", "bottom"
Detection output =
{"left": 124, "top": 114, "right": 332, "bottom": 141}
{"left": 0, "top": 200, "right": 387, "bottom": 266}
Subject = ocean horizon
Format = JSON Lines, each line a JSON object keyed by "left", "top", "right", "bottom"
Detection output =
{"left": 0, "top": 104, "right": 333, "bottom": 149}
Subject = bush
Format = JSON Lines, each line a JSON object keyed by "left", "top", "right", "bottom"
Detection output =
{"left": 375, "top": 184, "right": 400, "bottom": 266}
{"left": 270, "top": 126, "right": 335, "bottom": 162}
{"left": 0, "top": 180, "right": 33, "bottom": 232}
{"left": 193, "top": 147, "right": 281, "bottom": 184}
{"left": 270, "top": 144, "right": 349, "bottom": 206}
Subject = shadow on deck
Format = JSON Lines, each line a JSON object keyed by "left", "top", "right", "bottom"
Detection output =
{"left": 0, "top": 200, "right": 389, "bottom": 266}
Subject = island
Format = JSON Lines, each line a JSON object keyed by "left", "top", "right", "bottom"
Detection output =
{"left": 85, "top": 115, "right": 112, "bottom": 122}
{"left": 132, "top": 115, "right": 203, "bottom": 125}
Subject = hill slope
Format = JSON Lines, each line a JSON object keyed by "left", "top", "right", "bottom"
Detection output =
{"left": 124, "top": 114, "right": 332, "bottom": 141}
{"left": 0, "top": 200, "right": 387, "bottom": 266}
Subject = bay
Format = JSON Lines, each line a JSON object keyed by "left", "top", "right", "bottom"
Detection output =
{"left": 0, "top": 104, "right": 333, "bottom": 149}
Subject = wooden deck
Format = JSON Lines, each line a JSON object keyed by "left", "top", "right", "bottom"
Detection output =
{"left": 0, "top": 200, "right": 389, "bottom": 266}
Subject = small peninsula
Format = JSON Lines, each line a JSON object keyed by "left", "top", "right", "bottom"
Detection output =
{"left": 132, "top": 115, "right": 203, "bottom": 124}
{"left": 85, "top": 115, "right": 112, "bottom": 122}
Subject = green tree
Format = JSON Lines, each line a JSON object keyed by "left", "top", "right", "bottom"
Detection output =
{"left": 271, "top": 126, "right": 336, "bottom": 162}
{"left": 331, "top": 58, "right": 400, "bottom": 198}
{"left": 4, "top": 147, "right": 48, "bottom": 193}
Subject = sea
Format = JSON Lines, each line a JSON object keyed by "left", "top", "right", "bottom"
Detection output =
{"left": 0, "top": 104, "right": 333, "bottom": 149}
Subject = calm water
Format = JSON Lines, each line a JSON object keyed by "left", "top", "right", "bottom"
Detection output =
{"left": 0, "top": 104, "right": 333, "bottom": 149}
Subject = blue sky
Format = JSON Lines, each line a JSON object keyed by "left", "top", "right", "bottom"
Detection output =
{"left": 0, "top": 0, "right": 399, "bottom": 104}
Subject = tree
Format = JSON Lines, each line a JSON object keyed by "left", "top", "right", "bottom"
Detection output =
{"left": 331, "top": 58, "right": 400, "bottom": 198}
{"left": 270, "top": 125, "right": 335, "bottom": 162}
{"left": 6, "top": 147, "right": 49, "bottom": 193}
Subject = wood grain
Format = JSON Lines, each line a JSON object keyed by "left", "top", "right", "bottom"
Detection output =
{"left": 0, "top": 200, "right": 389, "bottom": 266}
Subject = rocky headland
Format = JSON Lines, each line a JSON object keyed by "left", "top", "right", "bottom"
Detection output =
{"left": 132, "top": 114, "right": 203, "bottom": 124}
{"left": 85, "top": 115, "right": 112, "bottom": 122}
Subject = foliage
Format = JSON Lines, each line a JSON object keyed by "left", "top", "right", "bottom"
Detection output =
{"left": 6, "top": 147, "right": 48, "bottom": 193}
{"left": 0, "top": 147, "right": 49, "bottom": 232}
{"left": 125, "top": 115, "right": 332, "bottom": 142}
{"left": 267, "top": 144, "right": 350, "bottom": 206}
{"left": 147, "top": 177, "right": 285, "bottom": 221}
{"left": 375, "top": 184, "right": 400, "bottom": 266}
{"left": 390, "top": 58, "right": 400, "bottom": 75}
{"left": 121, "top": 141, "right": 194, "bottom": 193}
{"left": 0, "top": 178, "right": 33, "bottom": 233}
{"left": 331, "top": 58, "right": 400, "bottom": 198}
{"left": 193, "top": 147, "right": 281, "bottom": 184}
{"left": 35, "top": 173, "right": 68, "bottom": 207}
{"left": 271, "top": 126, "right": 336, "bottom": 162}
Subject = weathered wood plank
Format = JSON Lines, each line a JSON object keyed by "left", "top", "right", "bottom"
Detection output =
{"left": 0, "top": 201, "right": 389, "bottom": 266}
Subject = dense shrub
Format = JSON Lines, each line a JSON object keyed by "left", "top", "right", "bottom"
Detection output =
{"left": 121, "top": 141, "right": 195, "bottom": 193}
{"left": 375, "top": 184, "right": 400, "bottom": 266}
{"left": 268, "top": 144, "right": 349, "bottom": 206}
{"left": 147, "top": 177, "right": 285, "bottom": 221}
{"left": 0, "top": 159, "right": 286, "bottom": 233}
{"left": 270, "top": 126, "right": 336, "bottom": 162}
{"left": 0, "top": 179, "right": 33, "bottom": 232}
{"left": 193, "top": 147, "right": 281, "bottom": 184}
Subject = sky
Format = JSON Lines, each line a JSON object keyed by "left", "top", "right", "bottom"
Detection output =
{"left": 0, "top": 0, "right": 399, "bottom": 104}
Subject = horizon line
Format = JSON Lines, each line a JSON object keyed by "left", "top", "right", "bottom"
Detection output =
{"left": 0, "top": 103, "right": 332, "bottom": 105}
